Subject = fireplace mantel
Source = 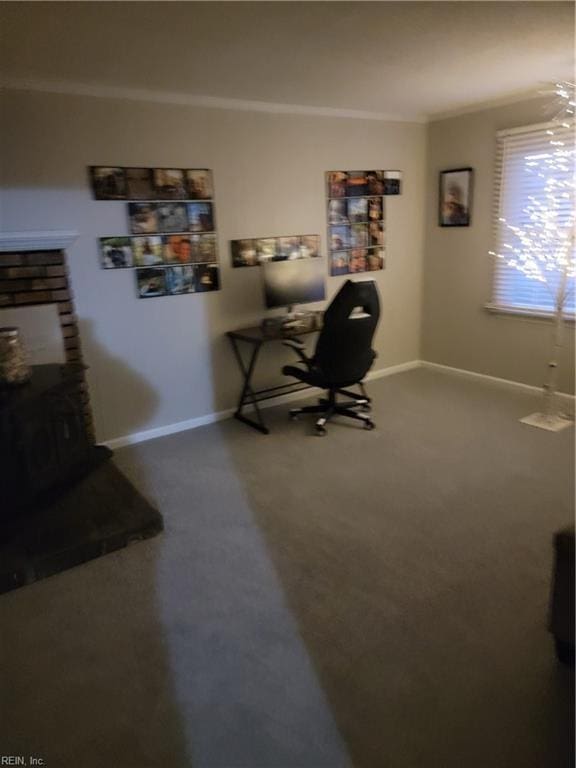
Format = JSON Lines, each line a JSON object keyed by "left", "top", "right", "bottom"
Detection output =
{"left": 0, "top": 231, "right": 79, "bottom": 253}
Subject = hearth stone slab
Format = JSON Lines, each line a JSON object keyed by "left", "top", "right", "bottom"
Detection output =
{"left": 0, "top": 461, "right": 163, "bottom": 594}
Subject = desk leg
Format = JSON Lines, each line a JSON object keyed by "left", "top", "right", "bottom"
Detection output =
{"left": 229, "top": 337, "right": 270, "bottom": 435}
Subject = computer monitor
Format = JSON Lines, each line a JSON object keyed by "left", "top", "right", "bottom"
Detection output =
{"left": 262, "top": 258, "right": 326, "bottom": 311}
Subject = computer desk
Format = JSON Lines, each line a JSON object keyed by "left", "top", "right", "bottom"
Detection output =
{"left": 226, "top": 321, "right": 320, "bottom": 434}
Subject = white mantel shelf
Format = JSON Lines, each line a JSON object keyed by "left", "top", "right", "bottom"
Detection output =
{"left": 0, "top": 231, "right": 79, "bottom": 252}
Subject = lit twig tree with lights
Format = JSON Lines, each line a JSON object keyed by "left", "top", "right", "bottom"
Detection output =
{"left": 490, "top": 82, "right": 575, "bottom": 431}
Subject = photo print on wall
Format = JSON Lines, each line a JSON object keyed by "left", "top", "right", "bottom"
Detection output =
{"left": 325, "top": 169, "right": 396, "bottom": 276}
{"left": 230, "top": 235, "right": 321, "bottom": 268}
{"left": 92, "top": 165, "right": 221, "bottom": 298}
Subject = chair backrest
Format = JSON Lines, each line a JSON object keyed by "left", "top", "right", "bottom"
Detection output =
{"left": 313, "top": 279, "right": 380, "bottom": 385}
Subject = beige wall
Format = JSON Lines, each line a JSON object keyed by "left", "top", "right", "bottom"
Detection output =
{"left": 0, "top": 90, "right": 426, "bottom": 442}
{"left": 423, "top": 97, "right": 575, "bottom": 394}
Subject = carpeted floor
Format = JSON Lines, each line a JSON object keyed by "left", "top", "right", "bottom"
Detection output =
{"left": 0, "top": 367, "right": 574, "bottom": 768}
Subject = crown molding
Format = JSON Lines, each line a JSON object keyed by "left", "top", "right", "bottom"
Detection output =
{"left": 0, "top": 76, "right": 428, "bottom": 124}
{"left": 427, "top": 88, "right": 547, "bottom": 122}
{"left": 0, "top": 231, "right": 79, "bottom": 252}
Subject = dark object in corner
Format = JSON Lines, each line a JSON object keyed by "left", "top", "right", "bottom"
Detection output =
{"left": 549, "top": 527, "right": 575, "bottom": 666}
{"left": 0, "top": 364, "right": 110, "bottom": 518}
{"left": 0, "top": 461, "right": 163, "bottom": 595}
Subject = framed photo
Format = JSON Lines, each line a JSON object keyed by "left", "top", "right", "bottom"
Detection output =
{"left": 346, "top": 171, "right": 368, "bottom": 197}
{"left": 132, "top": 236, "right": 163, "bottom": 266}
{"left": 128, "top": 202, "right": 159, "bottom": 234}
{"left": 328, "top": 198, "right": 348, "bottom": 225}
{"left": 366, "top": 170, "right": 384, "bottom": 196}
{"left": 166, "top": 265, "right": 195, "bottom": 295}
{"left": 384, "top": 171, "right": 402, "bottom": 196}
{"left": 277, "top": 236, "right": 301, "bottom": 260}
{"left": 367, "top": 247, "right": 385, "bottom": 271}
{"left": 163, "top": 234, "right": 193, "bottom": 264}
{"left": 89, "top": 167, "right": 127, "bottom": 200}
{"left": 330, "top": 225, "right": 350, "bottom": 251}
{"left": 187, "top": 202, "right": 214, "bottom": 233}
{"left": 195, "top": 264, "right": 220, "bottom": 292}
{"left": 99, "top": 236, "right": 133, "bottom": 268}
{"left": 153, "top": 168, "right": 187, "bottom": 200}
{"left": 368, "top": 220, "right": 385, "bottom": 247}
{"left": 256, "top": 238, "right": 277, "bottom": 263}
{"left": 198, "top": 234, "right": 218, "bottom": 263}
{"left": 349, "top": 248, "right": 368, "bottom": 273}
{"left": 136, "top": 267, "right": 167, "bottom": 298}
{"left": 348, "top": 197, "right": 368, "bottom": 222}
{"left": 125, "top": 168, "right": 154, "bottom": 200}
{"left": 351, "top": 222, "right": 369, "bottom": 248}
{"left": 326, "top": 171, "right": 348, "bottom": 198}
{"left": 231, "top": 239, "right": 258, "bottom": 267}
{"left": 439, "top": 168, "right": 473, "bottom": 227}
{"left": 368, "top": 197, "right": 383, "bottom": 221}
{"left": 156, "top": 202, "right": 189, "bottom": 233}
{"left": 330, "top": 251, "right": 349, "bottom": 276}
{"left": 185, "top": 169, "right": 213, "bottom": 200}
{"left": 300, "top": 235, "right": 320, "bottom": 259}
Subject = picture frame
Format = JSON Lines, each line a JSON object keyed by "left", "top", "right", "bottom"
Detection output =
{"left": 439, "top": 168, "right": 473, "bottom": 227}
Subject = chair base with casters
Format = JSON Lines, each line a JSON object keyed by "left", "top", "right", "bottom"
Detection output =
{"left": 289, "top": 385, "right": 374, "bottom": 436}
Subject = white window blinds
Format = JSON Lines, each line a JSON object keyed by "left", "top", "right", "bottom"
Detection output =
{"left": 491, "top": 122, "right": 575, "bottom": 316}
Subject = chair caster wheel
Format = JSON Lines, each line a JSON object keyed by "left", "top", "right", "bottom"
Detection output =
{"left": 363, "top": 420, "right": 375, "bottom": 430}
{"left": 289, "top": 411, "right": 300, "bottom": 421}
{"left": 315, "top": 425, "right": 327, "bottom": 436}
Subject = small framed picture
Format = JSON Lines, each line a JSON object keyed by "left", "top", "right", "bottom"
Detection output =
{"left": 351, "top": 222, "right": 369, "bottom": 248}
{"left": 348, "top": 198, "right": 368, "bottom": 223}
{"left": 99, "top": 236, "right": 133, "bottom": 268}
{"left": 366, "top": 170, "right": 385, "bottom": 196}
{"left": 346, "top": 171, "right": 368, "bottom": 197}
{"left": 125, "top": 168, "right": 155, "bottom": 200}
{"left": 187, "top": 202, "right": 214, "bottom": 233}
{"left": 368, "top": 197, "right": 383, "bottom": 221}
{"left": 368, "top": 220, "right": 385, "bottom": 247}
{"left": 136, "top": 267, "right": 167, "bottom": 298}
{"left": 132, "top": 236, "right": 163, "bottom": 266}
{"left": 328, "top": 198, "right": 348, "bottom": 225}
{"left": 89, "top": 167, "right": 127, "bottom": 200}
{"left": 330, "top": 225, "right": 350, "bottom": 251}
{"left": 185, "top": 169, "right": 213, "bottom": 200}
{"left": 300, "top": 235, "right": 320, "bottom": 259}
{"left": 330, "top": 251, "right": 349, "bottom": 276}
{"left": 256, "top": 238, "right": 277, "bottom": 263}
{"left": 439, "top": 168, "right": 473, "bottom": 227}
{"left": 326, "top": 171, "right": 348, "bottom": 198}
{"left": 166, "top": 265, "right": 196, "bottom": 295}
{"left": 199, "top": 234, "right": 218, "bottom": 263}
{"left": 231, "top": 239, "right": 258, "bottom": 267}
{"left": 156, "top": 202, "right": 189, "bottom": 233}
{"left": 153, "top": 168, "right": 187, "bottom": 200}
{"left": 128, "top": 202, "right": 159, "bottom": 234}
{"left": 367, "top": 247, "right": 385, "bottom": 271}
{"left": 163, "top": 234, "right": 193, "bottom": 264}
{"left": 349, "top": 248, "right": 368, "bottom": 273}
{"left": 384, "top": 171, "right": 402, "bottom": 195}
{"left": 277, "top": 236, "right": 301, "bottom": 260}
{"left": 195, "top": 264, "right": 220, "bottom": 292}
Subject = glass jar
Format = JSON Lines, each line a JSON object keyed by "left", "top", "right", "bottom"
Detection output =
{"left": 0, "top": 327, "right": 31, "bottom": 386}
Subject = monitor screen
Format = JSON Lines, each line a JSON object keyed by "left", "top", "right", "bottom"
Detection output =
{"left": 262, "top": 258, "right": 326, "bottom": 309}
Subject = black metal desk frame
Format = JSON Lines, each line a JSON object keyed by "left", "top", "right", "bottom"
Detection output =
{"left": 227, "top": 324, "right": 318, "bottom": 434}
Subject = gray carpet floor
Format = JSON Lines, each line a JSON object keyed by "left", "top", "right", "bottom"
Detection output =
{"left": 0, "top": 367, "right": 574, "bottom": 768}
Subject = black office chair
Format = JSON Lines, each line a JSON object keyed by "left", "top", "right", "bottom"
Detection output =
{"left": 282, "top": 279, "right": 380, "bottom": 435}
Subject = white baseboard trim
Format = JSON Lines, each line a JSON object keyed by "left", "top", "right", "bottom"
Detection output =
{"left": 420, "top": 360, "right": 575, "bottom": 404}
{"left": 102, "top": 359, "right": 421, "bottom": 450}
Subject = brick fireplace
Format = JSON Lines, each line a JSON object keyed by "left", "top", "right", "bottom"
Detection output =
{"left": 0, "top": 231, "right": 93, "bottom": 437}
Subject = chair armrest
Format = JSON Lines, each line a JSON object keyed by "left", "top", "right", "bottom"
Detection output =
{"left": 283, "top": 340, "right": 311, "bottom": 365}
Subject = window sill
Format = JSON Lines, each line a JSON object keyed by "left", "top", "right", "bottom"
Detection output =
{"left": 484, "top": 304, "right": 576, "bottom": 323}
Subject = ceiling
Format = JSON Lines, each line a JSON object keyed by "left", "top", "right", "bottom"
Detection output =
{"left": 1, "top": 2, "right": 573, "bottom": 121}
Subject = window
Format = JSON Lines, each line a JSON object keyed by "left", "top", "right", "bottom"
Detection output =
{"left": 490, "top": 121, "right": 575, "bottom": 317}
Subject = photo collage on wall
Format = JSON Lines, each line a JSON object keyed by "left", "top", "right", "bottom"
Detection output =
{"left": 230, "top": 234, "right": 320, "bottom": 268}
{"left": 90, "top": 166, "right": 220, "bottom": 298}
{"left": 326, "top": 170, "right": 401, "bottom": 277}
